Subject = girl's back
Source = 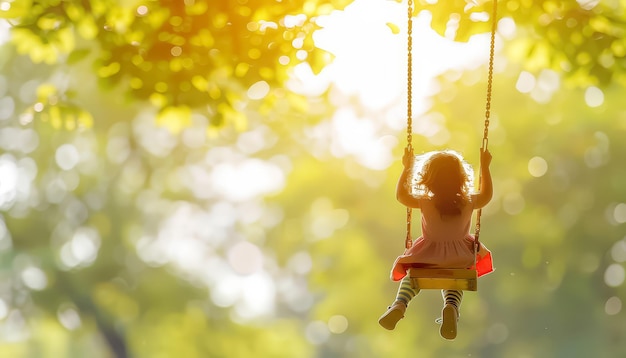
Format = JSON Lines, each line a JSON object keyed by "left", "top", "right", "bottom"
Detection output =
{"left": 419, "top": 198, "right": 474, "bottom": 243}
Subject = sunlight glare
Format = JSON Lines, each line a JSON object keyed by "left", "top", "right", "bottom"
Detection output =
{"left": 234, "top": 272, "right": 276, "bottom": 319}
{"left": 445, "top": 13, "right": 460, "bottom": 40}
{"left": 0, "top": 155, "right": 17, "bottom": 209}
{"left": 211, "top": 272, "right": 241, "bottom": 307}
{"left": 287, "top": 62, "right": 330, "bottom": 96}
{"left": 314, "top": 0, "right": 490, "bottom": 114}
{"left": 211, "top": 159, "right": 285, "bottom": 202}
{"left": 577, "top": 0, "right": 600, "bottom": 10}
{"left": 247, "top": 81, "right": 270, "bottom": 100}
{"left": 293, "top": 0, "right": 500, "bottom": 170}
{"left": 283, "top": 14, "right": 307, "bottom": 28}
{"left": 498, "top": 17, "right": 516, "bottom": 39}
{"left": 328, "top": 108, "right": 397, "bottom": 169}
{"left": 214, "top": 271, "right": 277, "bottom": 320}
{"left": 515, "top": 71, "right": 535, "bottom": 93}
{"left": 313, "top": 1, "right": 405, "bottom": 109}
{"left": 469, "top": 12, "right": 490, "bottom": 22}
{"left": 0, "top": 20, "right": 9, "bottom": 44}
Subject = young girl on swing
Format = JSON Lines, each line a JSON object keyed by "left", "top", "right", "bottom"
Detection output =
{"left": 379, "top": 147, "right": 494, "bottom": 340}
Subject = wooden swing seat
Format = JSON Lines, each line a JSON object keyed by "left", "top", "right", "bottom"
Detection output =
{"left": 408, "top": 268, "right": 478, "bottom": 291}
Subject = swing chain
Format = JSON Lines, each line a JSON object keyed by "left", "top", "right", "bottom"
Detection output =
{"left": 475, "top": 0, "right": 498, "bottom": 248}
{"left": 482, "top": 0, "right": 497, "bottom": 152}
{"left": 406, "top": 0, "right": 413, "bottom": 153}
{"left": 405, "top": 208, "right": 412, "bottom": 249}
{"left": 404, "top": 0, "right": 414, "bottom": 250}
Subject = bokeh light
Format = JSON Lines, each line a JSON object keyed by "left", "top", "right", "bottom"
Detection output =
{"left": 305, "top": 320, "right": 330, "bottom": 345}
{"left": 515, "top": 71, "right": 535, "bottom": 93}
{"left": 610, "top": 238, "right": 626, "bottom": 262}
{"left": 528, "top": 156, "right": 548, "bottom": 177}
{"left": 605, "top": 296, "right": 622, "bottom": 315}
{"left": 604, "top": 263, "right": 625, "bottom": 287}
{"left": 584, "top": 86, "right": 604, "bottom": 107}
{"left": 328, "top": 315, "right": 349, "bottom": 334}
{"left": 227, "top": 241, "right": 263, "bottom": 275}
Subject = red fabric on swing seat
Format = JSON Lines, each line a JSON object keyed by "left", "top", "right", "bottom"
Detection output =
{"left": 391, "top": 239, "right": 494, "bottom": 281}
{"left": 474, "top": 248, "right": 494, "bottom": 277}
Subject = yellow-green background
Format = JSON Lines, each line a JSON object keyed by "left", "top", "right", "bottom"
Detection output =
{"left": 0, "top": 0, "right": 625, "bottom": 357}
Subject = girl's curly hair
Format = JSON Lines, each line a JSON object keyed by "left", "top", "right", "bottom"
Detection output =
{"left": 411, "top": 150, "right": 474, "bottom": 215}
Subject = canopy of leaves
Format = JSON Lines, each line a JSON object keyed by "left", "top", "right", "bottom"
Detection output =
{"left": 1, "top": 0, "right": 351, "bottom": 130}
{"left": 410, "top": 0, "right": 626, "bottom": 86}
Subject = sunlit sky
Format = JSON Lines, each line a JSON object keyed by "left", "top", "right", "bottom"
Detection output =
{"left": 314, "top": 0, "right": 489, "bottom": 109}
{"left": 289, "top": 0, "right": 495, "bottom": 171}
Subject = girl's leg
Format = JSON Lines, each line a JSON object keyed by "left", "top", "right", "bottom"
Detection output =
{"left": 395, "top": 275, "right": 420, "bottom": 306}
{"left": 379, "top": 276, "right": 420, "bottom": 330}
{"left": 440, "top": 289, "right": 463, "bottom": 340}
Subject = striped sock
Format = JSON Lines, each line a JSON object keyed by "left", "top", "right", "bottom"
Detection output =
{"left": 442, "top": 289, "right": 463, "bottom": 310}
{"left": 395, "top": 276, "right": 420, "bottom": 306}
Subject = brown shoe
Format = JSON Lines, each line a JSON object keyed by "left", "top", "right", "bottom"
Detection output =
{"left": 439, "top": 304, "right": 458, "bottom": 340}
{"left": 378, "top": 302, "right": 406, "bottom": 330}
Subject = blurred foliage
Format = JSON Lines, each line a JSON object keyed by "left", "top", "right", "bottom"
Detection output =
{"left": 0, "top": 0, "right": 351, "bottom": 130}
{"left": 0, "top": 0, "right": 626, "bottom": 358}
{"left": 407, "top": 0, "right": 626, "bottom": 87}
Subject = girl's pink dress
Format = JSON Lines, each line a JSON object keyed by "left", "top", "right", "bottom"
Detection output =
{"left": 391, "top": 198, "right": 494, "bottom": 281}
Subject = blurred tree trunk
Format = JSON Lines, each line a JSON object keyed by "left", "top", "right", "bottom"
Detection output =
{"left": 58, "top": 272, "right": 128, "bottom": 358}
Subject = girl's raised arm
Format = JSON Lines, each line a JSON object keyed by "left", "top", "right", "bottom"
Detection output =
{"left": 396, "top": 148, "right": 421, "bottom": 208}
{"left": 472, "top": 149, "right": 493, "bottom": 209}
